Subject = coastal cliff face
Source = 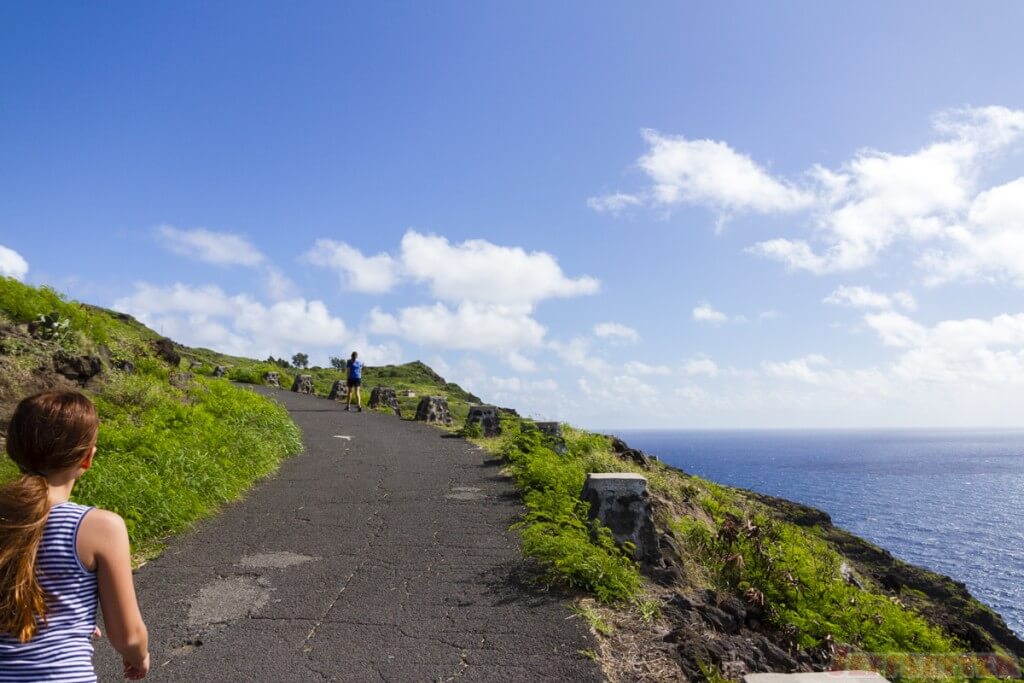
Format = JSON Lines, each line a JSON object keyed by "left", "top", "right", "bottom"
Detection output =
{"left": 485, "top": 422, "right": 1024, "bottom": 682}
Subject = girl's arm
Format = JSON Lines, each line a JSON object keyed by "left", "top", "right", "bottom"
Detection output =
{"left": 78, "top": 509, "right": 150, "bottom": 679}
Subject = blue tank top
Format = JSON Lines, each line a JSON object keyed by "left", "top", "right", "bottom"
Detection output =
{"left": 0, "top": 502, "right": 99, "bottom": 682}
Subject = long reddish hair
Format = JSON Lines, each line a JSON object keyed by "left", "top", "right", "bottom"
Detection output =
{"left": 0, "top": 391, "right": 98, "bottom": 642}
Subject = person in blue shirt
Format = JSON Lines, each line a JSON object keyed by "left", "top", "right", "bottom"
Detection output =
{"left": 345, "top": 351, "right": 363, "bottom": 412}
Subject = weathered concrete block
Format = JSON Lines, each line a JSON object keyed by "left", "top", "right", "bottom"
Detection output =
{"left": 369, "top": 386, "right": 402, "bottom": 416}
{"left": 466, "top": 405, "right": 501, "bottom": 437}
{"left": 291, "top": 374, "right": 314, "bottom": 394}
{"left": 536, "top": 421, "right": 568, "bottom": 455}
{"left": 264, "top": 371, "right": 280, "bottom": 387}
{"left": 415, "top": 396, "right": 452, "bottom": 425}
{"left": 212, "top": 365, "right": 227, "bottom": 378}
{"left": 580, "top": 473, "right": 659, "bottom": 565}
{"left": 327, "top": 380, "right": 347, "bottom": 401}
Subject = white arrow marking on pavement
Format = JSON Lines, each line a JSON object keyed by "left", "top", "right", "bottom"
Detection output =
{"left": 333, "top": 435, "right": 352, "bottom": 440}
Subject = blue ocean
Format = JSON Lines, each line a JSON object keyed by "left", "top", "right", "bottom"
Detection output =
{"left": 615, "top": 429, "right": 1024, "bottom": 639}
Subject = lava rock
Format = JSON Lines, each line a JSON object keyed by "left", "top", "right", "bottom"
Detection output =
{"left": 212, "top": 365, "right": 227, "bottom": 378}
{"left": 113, "top": 359, "right": 135, "bottom": 374}
{"left": 465, "top": 404, "right": 501, "bottom": 437}
{"left": 610, "top": 435, "right": 652, "bottom": 468}
{"left": 152, "top": 338, "right": 181, "bottom": 367}
{"left": 53, "top": 353, "right": 103, "bottom": 382}
{"left": 580, "top": 473, "right": 660, "bottom": 565}
{"left": 327, "top": 380, "right": 347, "bottom": 401}
{"left": 291, "top": 374, "right": 314, "bottom": 394}
{"left": 369, "top": 386, "right": 401, "bottom": 416}
{"left": 415, "top": 396, "right": 453, "bottom": 425}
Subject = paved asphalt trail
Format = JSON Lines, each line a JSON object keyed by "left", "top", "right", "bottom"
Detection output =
{"left": 94, "top": 387, "right": 601, "bottom": 682}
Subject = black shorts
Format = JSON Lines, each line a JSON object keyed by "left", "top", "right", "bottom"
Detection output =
{"left": 347, "top": 378, "right": 361, "bottom": 388}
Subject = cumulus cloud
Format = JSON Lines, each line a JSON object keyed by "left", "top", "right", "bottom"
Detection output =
{"left": 692, "top": 302, "right": 730, "bottom": 324}
{"left": 823, "top": 285, "right": 916, "bottom": 311}
{"left": 113, "top": 282, "right": 350, "bottom": 360}
{"left": 305, "top": 239, "right": 400, "bottom": 294}
{"left": 549, "top": 337, "right": 612, "bottom": 375}
{"left": 589, "top": 129, "right": 811, "bottom": 215}
{"left": 399, "top": 231, "right": 599, "bottom": 306}
{"left": 593, "top": 322, "right": 639, "bottom": 343}
{"left": 750, "top": 106, "right": 1024, "bottom": 275}
{"left": 864, "top": 311, "right": 1024, "bottom": 384}
{"left": 0, "top": 244, "right": 29, "bottom": 280}
{"left": 155, "top": 225, "right": 265, "bottom": 266}
{"left": 683, "top": 356, "right": 719, "bottom": 377}
{"left": 367, "top": 302, "right": 545, "bottom": 352}
{"left": 503, "top": 351, "right": 537, "bottom": 373}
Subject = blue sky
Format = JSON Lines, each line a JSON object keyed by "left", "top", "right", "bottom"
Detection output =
{"left": 3, "top": 2, "right": 1024, "bottom": 428}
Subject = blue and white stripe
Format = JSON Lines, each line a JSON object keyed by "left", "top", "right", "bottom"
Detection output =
{"left": 0, "top": 502, "right": 98, "bottom": 682}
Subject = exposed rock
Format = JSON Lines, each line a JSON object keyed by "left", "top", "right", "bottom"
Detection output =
{"left": 169, "top": 372, "right": 194, "bottom": 390}
{"left": 152, "top": 337, "right": 181, "bottom": 367}
{"left": 212, "top": 365, "right": 227, "bottom": 378}
{"left": 113, "top": 359, "right": 135, "bottom": 374}
{"left": 466, "top": 404, "right": 501, "bottom": 437}
{"left": 415, "top": 396, "right": 453, "bottom": 425}
{"left": 53, "top": 352, "right": 102, "bottom": 382}
{"left": 189, "top": 360, "right": 204, "bottom": 370}
{"left": 579, "top": 473, "right": 660, "bottom": 565}
{"left": 291, "top": 374, "right": 314, "bottom": 394}
{"left": 536, "top": 421, "right": 568, "bottom": 455}
{"left": 369, "top": 386, "right": 401, "bottom": 416}
{"left": 611, "top": 435, "right": 652, "bottom": 468}
{"left": 264, "top": 371, "right": 280, "bottom": 387}
{"left": 327, "top": 380, "right": 347, "bottom": 401}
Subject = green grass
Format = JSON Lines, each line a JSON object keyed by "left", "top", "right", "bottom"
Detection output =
{"left": 0, "top": 277, "right": 303, "bottom": 558}
{"left": 486, "top": 420, "right": 643, "bottom": 603}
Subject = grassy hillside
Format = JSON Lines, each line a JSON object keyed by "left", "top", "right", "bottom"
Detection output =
{"left": 179, "top": 345, "right": 482, "bottom": 424}
{"left": 0, "top": 278, "right": 302, "bottom": 559}
{"left": 469, "top": 417, "right": 1024, "bottom": 681}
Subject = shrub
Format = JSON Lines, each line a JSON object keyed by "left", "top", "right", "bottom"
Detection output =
{"left": 499, "top": 425, "right": 642, "bottom": 603}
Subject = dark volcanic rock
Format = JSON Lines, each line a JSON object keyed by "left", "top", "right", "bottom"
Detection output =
{"left": 369, "top": 386, "right": 401, "bottom": 416}
{"left": 152, "top": 338, "right": 181, "bottom": 367}
{"left": 610, "top": 435, "right": 652, "bottom": 468}
{"left": 53, "top": 353, "right": 102, "bottom": 382}
{"left": 580, "top": 473, "right": 660, "bottom": 565}
{"left": 415, "top": 396, "right": 452, "bottom": 425}
{"left": 466, "top": 404, "right": 501, "bottom": 437}
{"left": 291, "top": 374, "right": 314, "bottom": 395}
{"left": 212, "top": 365, "right": 227, "bottom": 378}
{"left": 535, "top": 421, "right": 568, "bottom": 455}
{"left": 113, "top": 359, "right": 135, "bottom": 374}
{"left": 327, "top": 380, "right": 347, "bottom": 401}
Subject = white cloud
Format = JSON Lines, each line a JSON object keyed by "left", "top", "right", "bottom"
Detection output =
{"left": 113, "top": 282, "right": 350, "bottom": 361}
{"left": 683, "top": 357, "right": 719, "bottom": 377}
{"left": 587, "top": 192, "right": 641, "bottom": 214}
{"left": 823, "top": 285, "right": 916, "bottom": 311}
{"left": 865, "top": 311, "right": 1024, "bottom": 384}
{"left": 0, "top": 244, "right": 29, "bottom": 281}
{"left": 264, "top": 267, "right": 298, "bottom": 301}
{"left": 503, "top": 351, "right": 537, "bottom": 373}
{"left": 593, "top": 322, "right": 639, "bottom": 343}
{"left": 155, "top": 225, "right": 265, "bottom": 267}
{"left": 589, "top": 128, "right": 812, "bottom": 215}
{"left": 762, "top": 354, "right": 831, "bottom": 384}
{"left": 305, "top": 239, "right": 400, "bottom": 294}
{"left": 399, "top": 231, "right": 599, "bottom": 306}
{"left": 550, "top": 337, "right": 612, "bottom": 375}
{"left": 692, "top": 302, "right": 729, "bottom": 324}
{"left": 368, "top": 302, "right": 545, "bottom": 352}
{"left": 750, "top": 106, "right": 1024, "bottom": 274}
{"left": 623, "top": 361, "right": 672, "bottom": 376}
{"left": 920, "top": 178, "right": 1024, "bottom": 286}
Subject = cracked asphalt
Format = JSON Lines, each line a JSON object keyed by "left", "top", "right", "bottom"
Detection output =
{"left": 94, "top": 387, "right": 601, "bottom": 682}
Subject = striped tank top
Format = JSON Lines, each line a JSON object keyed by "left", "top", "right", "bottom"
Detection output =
{"left": 0, "top": 502, "right": 99, "bottom": 683}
